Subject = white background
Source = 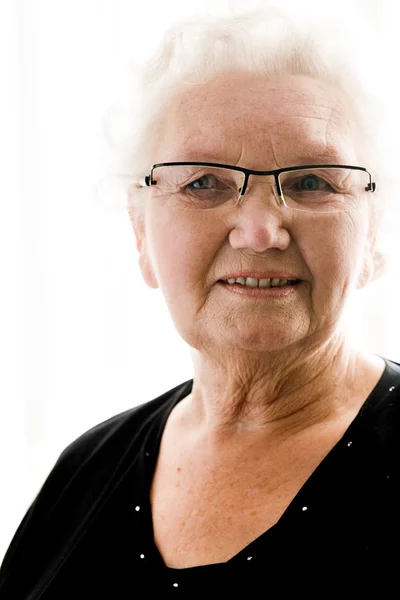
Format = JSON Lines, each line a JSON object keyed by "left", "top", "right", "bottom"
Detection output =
{"left": 0, "top": 0, "right": 399, "bottom": 563}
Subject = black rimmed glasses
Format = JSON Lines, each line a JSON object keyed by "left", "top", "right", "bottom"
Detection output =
{"left": 138, "top": 162, "right": 376, "bottom": 214}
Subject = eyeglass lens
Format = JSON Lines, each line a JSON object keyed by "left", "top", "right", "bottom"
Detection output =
{"left": 151, "top": 165, "right": 368, "bottom": 213}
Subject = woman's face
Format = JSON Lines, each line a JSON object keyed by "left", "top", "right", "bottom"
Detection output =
{"left": 130, "top": 72, "right": 377, "bottom": 356}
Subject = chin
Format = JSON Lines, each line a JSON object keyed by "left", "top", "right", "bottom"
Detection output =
{"left": 216, "top": 328, "right": 305, "bottom": 354}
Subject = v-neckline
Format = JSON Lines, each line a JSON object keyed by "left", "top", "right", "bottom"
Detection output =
{"left": 142, "top": 357, "right": 396, "bottom": 571}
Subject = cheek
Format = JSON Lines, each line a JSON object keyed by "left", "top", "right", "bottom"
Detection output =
{"left": 302, "top": 213, "right": 367, "bottom": 293}
{"left": 147, "top": 214, "right": 182, "bottom": 282}
{"left": 146, "top": 206, "right": 213, "bottom": 291}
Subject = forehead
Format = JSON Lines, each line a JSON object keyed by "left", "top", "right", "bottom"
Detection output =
{"left": 156, "top": 72, "right": 357, "bottom": 167}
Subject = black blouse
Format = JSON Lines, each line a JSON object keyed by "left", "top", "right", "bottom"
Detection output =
{"left": 1, "top": 357, "right": 400, "bottom": 598}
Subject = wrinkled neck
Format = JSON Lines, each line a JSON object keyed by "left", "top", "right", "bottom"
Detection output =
{"left": 181, "top": 336, "right": 382, "bottom": 440}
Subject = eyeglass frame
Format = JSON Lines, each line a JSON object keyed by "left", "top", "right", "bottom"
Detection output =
{"left": 138, "top": 161, "right": 376, "bottom": 211}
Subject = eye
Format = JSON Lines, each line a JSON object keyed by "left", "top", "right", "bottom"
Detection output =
{"left": 295, "top": 174, "right": 332, "bottom": 191}
{"left": 187, "top": 174, "right": 218, "bottom": 190}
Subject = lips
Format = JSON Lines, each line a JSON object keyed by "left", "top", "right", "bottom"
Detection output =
{"left": 218, "top": 272, "right": 302, "bottom": 281}
{"left": 220, "top": 278, "right": 299, "bottom": 285}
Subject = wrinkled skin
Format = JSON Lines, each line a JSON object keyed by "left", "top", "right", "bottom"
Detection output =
{"left": 129, "top": 72, "right": 383, "bottom": 438}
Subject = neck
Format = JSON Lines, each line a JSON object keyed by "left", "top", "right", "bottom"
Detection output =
{"left": 180, "top": 335, "right": 383, "bottom": 440}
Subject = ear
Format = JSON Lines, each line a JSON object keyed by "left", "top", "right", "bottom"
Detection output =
{"left": 356, "top": 232, "right": 377, "bottom": 290}
{"left": 127, "top": 198, "right": 159, "bottom": 290}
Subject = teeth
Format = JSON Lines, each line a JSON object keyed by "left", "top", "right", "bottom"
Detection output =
{"left": 225, "top": 277, "right": 291, "bottom": 288}
{"left": 245, "top": 277, "right": 259, "bottom": 288}
{"left": 235, "top": 277, "right": 246, "bottom": 285}
{"left": 259, "top": 278, "right": 272, "bottom": 288}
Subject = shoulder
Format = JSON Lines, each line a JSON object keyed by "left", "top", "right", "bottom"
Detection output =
{"left": 368, "top": 358, "right": 400, "bottom": 425}
{"left": 58, "top": 378, "right": 191, "bottom": 469}
{"left": 358, "top": 357, "right": 400, "bottom": 464}
{"left": 0, "top": 379, "right": 192, "bottom": 582}
{"left": 31, "top": 376, "right": 192, "bottom": 497}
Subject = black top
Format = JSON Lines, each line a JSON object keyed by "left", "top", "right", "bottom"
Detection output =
{"left": 1, "top": 357, "right": 400, "bottom": 598}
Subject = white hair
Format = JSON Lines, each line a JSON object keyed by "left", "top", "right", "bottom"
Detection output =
{"left": 98, "top": 4, "right": 395, "bottom": 281}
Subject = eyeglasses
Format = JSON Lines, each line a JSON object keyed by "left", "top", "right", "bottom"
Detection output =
{"left": 138, "top": 162, "right": 376, "bottom": 214}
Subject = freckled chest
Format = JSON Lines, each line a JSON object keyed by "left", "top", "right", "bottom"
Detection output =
{"left": 149, "top": 417, "right": 349, "bottom": 569}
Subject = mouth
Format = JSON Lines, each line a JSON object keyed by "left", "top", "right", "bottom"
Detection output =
{"left": 218, "top": 279, "right": 302, "bottom": 288}
{"left": 216, "top": 278, "right": 303, "bottom": 299}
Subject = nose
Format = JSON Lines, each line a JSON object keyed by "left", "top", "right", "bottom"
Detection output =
{"left": 228, "top": 177, "right": 291, "bottom": 252}
{"left": 237, "top": 172, "right": 283, "bottom": 207}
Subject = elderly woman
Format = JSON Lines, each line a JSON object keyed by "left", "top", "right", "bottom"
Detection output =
{"left": 1, "top": 6, "right": 399, "bottom": 597}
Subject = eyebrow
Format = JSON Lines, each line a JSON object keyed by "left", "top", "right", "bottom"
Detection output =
{"left": 179, "top": 146, "right": 349, "bottom": 167}
{"left": 281, "top": 142, "right": 351, "bottom": 163}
